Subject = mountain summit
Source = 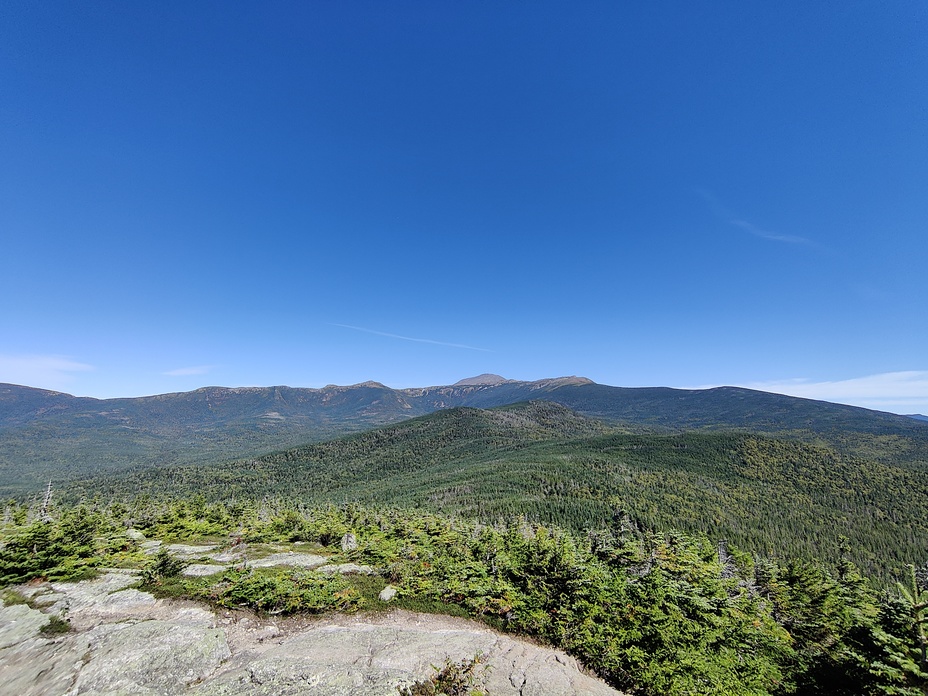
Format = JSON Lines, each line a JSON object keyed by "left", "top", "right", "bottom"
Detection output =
{"left": 453, "top": 374, "right": 509, "bottom": 386}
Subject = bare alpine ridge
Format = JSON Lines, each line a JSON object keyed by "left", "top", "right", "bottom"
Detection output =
{"left": 452, "top": 373, "right": 509, "bottom": 386}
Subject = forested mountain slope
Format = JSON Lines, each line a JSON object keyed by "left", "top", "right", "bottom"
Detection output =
{"left": 73, "top": 402, "right": 928, "bottom": 584}
{"left": 3, "top": 378, "right": 928, "bottom": 495}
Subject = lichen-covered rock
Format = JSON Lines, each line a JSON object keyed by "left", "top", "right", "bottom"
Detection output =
{"left": 0, "top": 602, "right": 49, "bottom": 649}
{"left": 378, "top": 585, "right": 398, "bottom": 602}
{"left": 73, "top": 620, "right": 231, "bottom": 694}
{"left": 141, "top": 540, "right": 162, "bottom": 553}
{"left": 211, "top": 544, "right": 247, "bottom": 563}
{"left": 248, "top": 552, "right": 328, "bottom": 569}
{"left": 182, "top": 564, "right": 229, "bottom": 577}
{"left": 340, "top": 533, "right": 358, "bottom": 552}
{"left": 192, "top": 613, "right": 619, "bottom": 696}
{"left": 164, "top": 543, "right": 219, "bottom": 559}
{"left": 0, "top": 629, "right": 91, "bottom": 696}
{"left": 316, "top": 563, "right": 374, "bottom": 575}
{"left": 44, "top": 570, "right": 150, "bottom": 619}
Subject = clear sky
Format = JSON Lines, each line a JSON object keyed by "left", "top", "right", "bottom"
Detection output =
{"left": 2, "top": 2, "right": 927, "bottom": 414}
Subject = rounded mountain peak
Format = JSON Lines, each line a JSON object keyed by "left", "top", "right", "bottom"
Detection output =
{"left": 453, "top": 374, "right": 508, "bottom": 386}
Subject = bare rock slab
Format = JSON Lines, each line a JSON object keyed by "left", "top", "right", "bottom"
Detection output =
{"left": 1, "top": 577, "right": 622, "bottom": 696}
{"left": 316, "top": 563, "right": 374, "bottom": 576}
{"left": 249, "top": 552, "right": 328, "bottom": 569}
{"left": 165, "top": 543, "right": 220, "bottom": 559}
{"left": 0, "top": 602, "right": 49, "bottom": 649}
{"left": 183, "top": 564, "right": 230, "bottom": 577}
{"left": 192, "top": 612, "right": 620, "bottom": 696}
{"left": 0, "top": 630, "right": 91, "bottom": 696}
{"left": 73, "top": 620, "right": 231, "bottom": 695}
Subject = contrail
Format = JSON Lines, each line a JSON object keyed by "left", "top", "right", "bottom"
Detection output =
{"left": 332, "top": 324, "right": 492, "bottom": 352}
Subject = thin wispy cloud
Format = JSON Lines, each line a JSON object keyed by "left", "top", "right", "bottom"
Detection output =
{"left": 332, "top": 324, "right": 491, "bottom": 352}
{"left": 697, "top": 188, "right": 816, "bottom": 247}
{"left": 163, "top": 365, "right": 215, "bottom": 376}
{"left": 0, "top": 354, "right": 94, "bottom": 390}
{"left": 691, "top": 371, "right": 928, "bottom": 414}
{"left": 729, "top": 219, "right": 813, "bottom": 246}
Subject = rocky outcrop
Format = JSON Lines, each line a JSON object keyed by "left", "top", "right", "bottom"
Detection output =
{"left": 248, "top": 552, "right": 328, "bottom": 569}
{"left": 196, "top": 612, "right": 620, "bottom": 695}
{"left": 0, "top": 571, "right": 622, "bottom": 696}
{"left": 0, "top": 601, "right": 49, "bottom": 649}
{"left": 0, "top": 572, "right": 228, "bottom": 696}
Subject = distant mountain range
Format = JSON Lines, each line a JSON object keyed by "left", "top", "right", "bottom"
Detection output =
{"left": 2, "top": 376, "right": 927, "bottom": 496}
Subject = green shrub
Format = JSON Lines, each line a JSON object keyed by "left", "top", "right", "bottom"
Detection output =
{"left": 140, "top": 548, "right": 186, "bottom": 584}
{"left": 202, "top": 568, "right": 363, "bottom": 614}
{"left": 398, "top": 654, "right": 487, "bottom": 696}
{"left": 40, "top": 615, "right": 71, "bottom": 636}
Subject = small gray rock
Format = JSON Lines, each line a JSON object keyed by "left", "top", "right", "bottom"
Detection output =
{"left": 378, "top": 585, "right": 398, "bottom": 602}
{"left": 316, "top": 563, "right": 373, "bottom": 576}
{"left": 165, "top": 543, "right": 219, "bottom": 559}
{"left": 126, "top": 528, "right": 146, "bottom": 541}
{"left": 212, "top": 543, "right": 248, "bottom": 563}
{"left": 182, "top": 564, "right": 229, "bottom": 577}
{"left": 141, "top": 540, "right": 162, "bottom": 554}
{"left": 340, "top": 533, "right": 358, "bottom": 552}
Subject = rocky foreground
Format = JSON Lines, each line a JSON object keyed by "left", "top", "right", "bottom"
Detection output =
{"left": 0, "top": 569, "right": 621, "bottom": 695}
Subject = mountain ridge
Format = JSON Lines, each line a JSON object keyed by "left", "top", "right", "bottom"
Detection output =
{"left": 2, "top": 376, "right": 923, "bottom": 424}
{"left": 2, "top": 377, "right": 927, "bottom": 497}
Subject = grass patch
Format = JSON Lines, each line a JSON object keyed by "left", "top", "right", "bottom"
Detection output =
{"left": 0, "top": 588, "right": 29, "bottom": 606}
{"left": 344, "top": 573, "right": 388, "bottom": 604}
{"left": 392, "top": 594, "right": 470, "bottom": 619}
{"left": 399, "top": 653, "right": 488, "bottom": 695}
{"left": 141, "top": 574, "right": 199, "bottom": 600}
{"left": 40, "top": 615, "right": 71, "bottom": 636}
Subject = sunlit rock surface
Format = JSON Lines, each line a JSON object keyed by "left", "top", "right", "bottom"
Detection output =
{"left": 0, "top": 571, "right": 621, "bottom": 695}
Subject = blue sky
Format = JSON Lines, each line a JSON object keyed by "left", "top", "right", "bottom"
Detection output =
{"left": 2, "top": 1, "right": 927, "bottom": 414}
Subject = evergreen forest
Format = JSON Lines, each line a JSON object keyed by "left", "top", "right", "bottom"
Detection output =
{"left": 1, "top": 498, "right": 926, "bottom": 695}
{"left": 3, "top": 400, "right": 928, "bottom": 694}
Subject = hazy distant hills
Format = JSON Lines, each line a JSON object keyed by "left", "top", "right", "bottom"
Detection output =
{"left": 2, "top": 376, "right": 927, "bottom": 496}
